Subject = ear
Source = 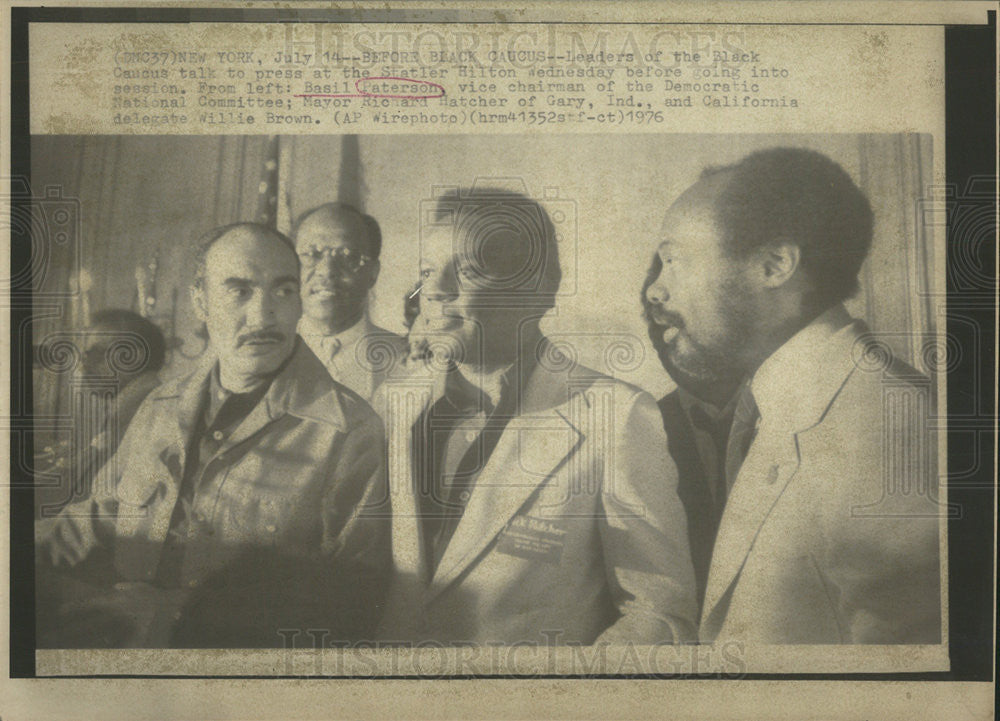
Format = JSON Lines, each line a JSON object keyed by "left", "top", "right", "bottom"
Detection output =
{"left": 190, "top": 284, "right": 208, "bottom": 323}
{"left": 758, "top": 240, "right": 800, "bottom": 288}
{"left": 366, "top": 258, "right": 381, "bottom": 290}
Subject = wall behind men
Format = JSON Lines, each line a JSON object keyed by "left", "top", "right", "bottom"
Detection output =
{"left": 31, "top": 132, "right": 934, "bottom": 415}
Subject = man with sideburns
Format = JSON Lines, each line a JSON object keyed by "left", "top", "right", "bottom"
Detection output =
{"left": 37, "top": 222, "right": 390, "bottom": 648}
{"left": 644, "top": 148, "right": 941, "bottom": 644}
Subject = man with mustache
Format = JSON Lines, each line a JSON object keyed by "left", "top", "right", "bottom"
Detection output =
{"left": 37, "top": 222, "right": 390, "bottom": 648}
{"left": 375, "top": 188, "right": 697, "bottom": 646}
{"left": 294, "top": 203, "right": 407, "bottom": 401}
{"left": 644, "top": 147, "right": 941, "bottom": 644}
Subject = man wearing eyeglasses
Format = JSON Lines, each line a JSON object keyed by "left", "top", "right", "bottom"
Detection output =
{"left": 35, "top": 310, "right": 167, "bottom": 515}
{"left": 293, "top": 203, "right": 408, "bottom": 401}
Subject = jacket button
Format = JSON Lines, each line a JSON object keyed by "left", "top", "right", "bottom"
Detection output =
{"left": 212, "top": 430, "right": 224, "bottom": 441}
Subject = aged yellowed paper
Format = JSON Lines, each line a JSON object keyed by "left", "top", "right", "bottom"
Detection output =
{"left": 2, "top": 2, "right": 996, "bottom": 720}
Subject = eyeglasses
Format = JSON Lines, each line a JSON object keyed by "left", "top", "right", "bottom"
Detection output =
{"left": 298, "top": 246, "right": 373, "bottom": 272}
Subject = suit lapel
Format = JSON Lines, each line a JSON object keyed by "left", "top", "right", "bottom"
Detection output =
{"left": 379, "top": 365, "right": 441, "bottom": 582}
{"left": 427, "top": 403, "right": 583, "bottom": 600}
{"left": 386, "top": 346, "right": 585, "bottom": 602}
{"left": 700, "top": 430, "right": 800, "bottom": 633}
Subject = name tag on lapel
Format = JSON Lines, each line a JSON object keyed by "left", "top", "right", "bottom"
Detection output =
{"left": 496, "top": 515, "right": 568, "bottom": 564}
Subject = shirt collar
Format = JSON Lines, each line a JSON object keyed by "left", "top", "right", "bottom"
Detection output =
{"left": 438, "top": 365, "right": 490, "bottom": 414}
{"left": 260, "top": 338, "right": 347, "bottom": 429}
{"left": 456, "top": 363, "right": 514, "bottom": 410}
{"left": 749, "top": 303, "right": 862, "bottom": 431}
{"left": 436, "top": 363, "right": 516, "bottom": 416}
{"left": 298, "top": 315, "right": 371, "bottom": 351}
{"left": 207, "top": 358, "right": 279, "bottom": 424}
{"left": 676, "top": 384, "right": 740, "bottom": 426}
{"left": 206, "top": 364, "right": 231, "bottom": 421}
{"left": 436, "top": 345, "right": 539, "bottom": 417}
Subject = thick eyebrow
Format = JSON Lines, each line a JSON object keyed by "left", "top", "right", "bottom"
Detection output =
{"left": 272, "top": 275, "right": 300, "bottom": 287}
{"left": 221, "top": 277, "right": 254, "bottom": 287}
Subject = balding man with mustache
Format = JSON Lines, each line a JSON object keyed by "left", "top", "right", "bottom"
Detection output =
{"left": 37, "top": 222, "right": 391, "bottom": 648}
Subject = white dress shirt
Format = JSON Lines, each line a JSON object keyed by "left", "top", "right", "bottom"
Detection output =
{"left": 299, "top": 316, "right": 406, "bottom": 401}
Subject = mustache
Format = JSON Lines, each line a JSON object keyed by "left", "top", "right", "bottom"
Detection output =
{"left": 645, "top": 303, "right": 684, "bottom": 329}
{"left": 237, "top": 329, "right": 287, "bottom": 347}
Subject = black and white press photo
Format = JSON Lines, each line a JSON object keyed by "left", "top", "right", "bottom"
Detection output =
{"left": 5, "top": 6, "right": 997, "bottom": 720}
{"left": 23, "top": 133, "right": 947, "bottom": 669}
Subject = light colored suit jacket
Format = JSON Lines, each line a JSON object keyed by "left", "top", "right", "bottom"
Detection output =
{"left": 300, "top": 316, "right": 409, "bottom": 402}
{"left": 699, "top": 306, "right": 942, "bottom": 645}
{"left": 374, "top": 347, "right": 698, "bottom": 646}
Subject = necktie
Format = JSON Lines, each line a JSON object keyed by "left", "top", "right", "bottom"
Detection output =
{"left": 688, "top": 404, "right": 730, "bottom": 459}
{"left": 688, "top": 403, "right": 732, "bottom": 511}
{"left": 724, "top": 385, "right": 759, "bottom": 491}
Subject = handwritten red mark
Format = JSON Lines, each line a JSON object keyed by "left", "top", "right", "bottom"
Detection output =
{"left": 293, "top": 76, "right": 445, "bottom": 101}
